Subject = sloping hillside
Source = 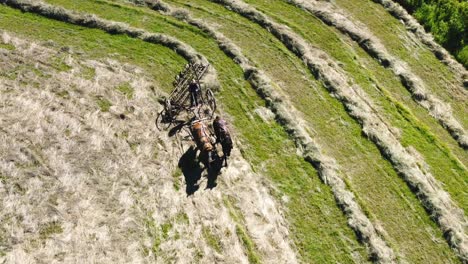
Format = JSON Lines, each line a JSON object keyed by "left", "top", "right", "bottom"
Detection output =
{"left": 0, "top": 0, "right": 466, "bottom": 263}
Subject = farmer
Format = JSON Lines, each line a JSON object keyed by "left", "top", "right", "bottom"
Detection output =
{"left": 188, "top": 79, "right": 200, "bottom": 108}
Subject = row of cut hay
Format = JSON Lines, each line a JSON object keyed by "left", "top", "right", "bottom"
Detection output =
{"left": 369, "top": 0, "right": 468, "bottom": 87}
{"left": 0, "top": 0, "right": 220, "bottom": 89}
{"left": 209, "top": 0, "right": 468, "bottom": 261}
{"left": 130, "top": 0, "right": 171, "bottom": 12}
{"left": 145, "top": 0, "right": 397, "bottom": 262}
{"left": 286, "top": 0, "right": 467, "bottom": 149}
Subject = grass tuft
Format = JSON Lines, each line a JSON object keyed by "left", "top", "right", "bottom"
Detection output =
{"left": 202, "top": 226, "right": 222, "bottom": 253}
{"left": 0, "top": 42, "right": 15, "bottom": 50}
{"left": 96, "top": 96, "right": 112, "bottom": 112}
{"left": 116, "top": 82, "right": 134, "bottom": 99}
{"left": 39, "top": 222, "right": 63, "bottom": 240}
{"left": 171, "top": 168, "right": 182, "bottom": 191}
{"left": 235, "top": 225, "right": 261, "bottom": 264}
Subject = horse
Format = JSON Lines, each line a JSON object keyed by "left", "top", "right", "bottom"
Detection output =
{"left": 191, "top": 120, "right": 216, "bottom": 169}
{"left": 213, "top": 116, "right": 233, "bottom": 167}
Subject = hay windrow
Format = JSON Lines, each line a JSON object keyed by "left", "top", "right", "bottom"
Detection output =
{"left": 0, "top": 0, "right": 220, "bottom": 89}
{"left": 369, "top": 0, "right": 468, "bottom": 87}
{"left": 209, "top": 0, "right": 468, "bottom": 261}
{"left": 286, "top": 0, "right": 467, "bottom": 149}
{"left": 144, "top": 1, "right": 398, "bottom": 262}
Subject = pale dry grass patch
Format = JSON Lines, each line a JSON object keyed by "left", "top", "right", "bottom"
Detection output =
{"left": 0, "top": 30, "right": 295, "bottom": 263}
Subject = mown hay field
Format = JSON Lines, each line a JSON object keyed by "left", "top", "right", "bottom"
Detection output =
{"left": 0, "top": 0, "right": 466, "bottom": 263}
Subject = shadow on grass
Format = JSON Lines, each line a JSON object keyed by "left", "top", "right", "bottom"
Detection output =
{"left": 178, "top": 146, "right": 223, "bottom": 195}
{"left": 178, "top": 146, "right": 202, "bottom": 196}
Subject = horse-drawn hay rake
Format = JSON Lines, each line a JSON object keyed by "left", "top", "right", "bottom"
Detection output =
{"left": 156, "top": 63, "right": 230, "bottom": 171}
{"left": 156, "top": 63, "right": 216, "bottom": 130}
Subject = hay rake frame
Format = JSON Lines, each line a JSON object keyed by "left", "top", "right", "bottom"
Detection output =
{"left": 156, "top": 63, "right": 216, "bottom": 130}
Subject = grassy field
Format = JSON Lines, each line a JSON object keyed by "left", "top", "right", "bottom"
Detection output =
{"left": 158, "top": 0, "right": 462, "bottom": 262}
{"left": 334, "top": 0, "right": 467, "bottom": 123}
{"left": 0, "top": 2, "right": 368, "bottom": 263}
{"left": 0, "top": 0, "right": 466, "bottom": 263}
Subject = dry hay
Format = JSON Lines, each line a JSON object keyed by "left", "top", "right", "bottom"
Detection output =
{"left": 0, "top": 31, "right": 296, "bottom": 263}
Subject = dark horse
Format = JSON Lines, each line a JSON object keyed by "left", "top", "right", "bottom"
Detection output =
{"left": 213, "top": 116, "right": 233, "bottom": 167}
{"left": 191, "top": 120, "right": 216, "bottom": 169}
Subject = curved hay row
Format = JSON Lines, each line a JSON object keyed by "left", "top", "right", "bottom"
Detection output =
{"left": 369, "top": 0, "right": 468, "bottom": 87}
{"left": 140, "top": 0, "right": 398, "bottom": 262}
{"left": 0, "top": 0, "right": 204, "bottom": 64}
{"left": 209, "top": 0, "right": 468, "bottom": 261}
{"left": 286, "top": 0, "right": 467, "bottom": 149}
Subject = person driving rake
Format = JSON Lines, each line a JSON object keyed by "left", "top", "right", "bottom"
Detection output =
{"left": 189, "top": 79, "right": 201, "bottom": 108}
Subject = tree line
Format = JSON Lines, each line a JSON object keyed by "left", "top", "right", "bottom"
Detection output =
{"left": 395, "top": 0, "right": 467, "bottom": 68}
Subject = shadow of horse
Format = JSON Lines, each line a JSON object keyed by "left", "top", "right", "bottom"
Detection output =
{"left": 178, "top": 146, "right": 202, "bottom": 196}
{"left": 206, "top": 155, "right": 222, "bottom": 189}
{"left": 168, "top": 121, "right": 187, "bottom": 137}
{"left": 178, "top": 146, "right": 223, "bottom": 195}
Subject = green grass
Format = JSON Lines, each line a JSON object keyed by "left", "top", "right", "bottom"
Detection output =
{"left": 0, "top": 4, "right": 185, "bottom": 89}
{"left": 202, "top": 226, "right": 223, "bottom": 253}
{"left": 194, "top": 249, "right": 203, "bottom": 262}
{"left": 0, "top": 65, "right": 19, "bottom": 80}
{"left": 5, "top": 0, "right": 464, "bottom": 262}
{"left": 143, "top": 215, "right": 181, "bottom": 259}
{"left": 343, "top": 23, "right": 468, "bottom": 211}
{"left": 116, "top": 82, "right": 134, "bottom": 99}
{"left": 174, "top": 212, "right": 189, "bottom": 224}
{"left": 224, "top": 196, "right": 261, "bottom": 264}
{"left": 64, "top": 128, "right": 71, "bottom": 137}
{"left": 95, "top": 97, "right": 112, "bottom": 112}
{"left": 143, "top": 218, "right": 162, "bottom": 256}
{"left": 161, "top": 222, "right": 172, "bottom": 240}
{"left": 163, "top": 0, "right": 461, "bottom": 262}
{"left": 0, "top": 174, "right": 6, "bottom": 184}
{"left": 0, "top": 42, "right": 15, "bottom": 50}
{"left": 22, "top": 1, "right": 369, "bottom": 262}
{"left": 81, "top": 64, "right": 96, "bottom": 80}
{"left": 171, "top": 167, "right": 182, "bottom": 191}
{"left": 236, "top": 226, "right": 261, "bottom": 264}
{"left": 333, "top": 0, "right": 466, "bottom": 126}
{"left": 52, "top": 56, "right": 72, "bottom": 72}
{"left": 39, "top": 222, "right": 63, "bottom": 240}
{"left": 0, "top": 228, "right": 6, "bottom": 257}
{"left": 57, "top": 90, "right": 70, "bottom": 99}
{"left": 245, "top": 2, "right": 462, "bottom": 261}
